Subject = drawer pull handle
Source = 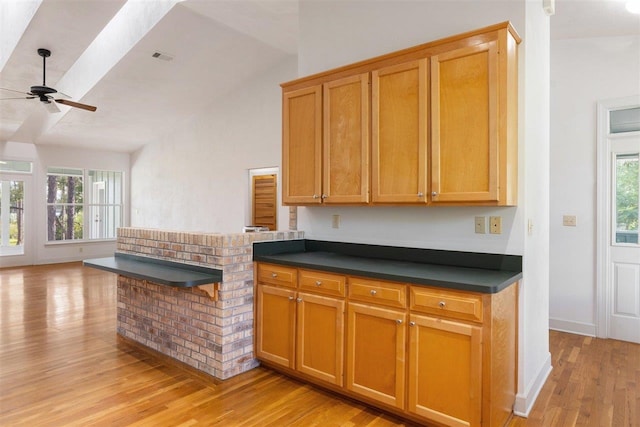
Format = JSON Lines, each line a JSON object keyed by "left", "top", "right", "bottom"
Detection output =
{"left": 315, "top": 281, "right": 322, "bottom": 286}
{"left": 439, "top": 301, "right": 446, "bottom": 308}
{"left": 271, "top": 273, "right": 278, "bottom": 278}
{"left": 370, "top": 290, "right": 377, "bottom": 296}
{"left": 396, "top": 319, "right": 403, "bottom": 324}
{"left": 409, "top": 321, "right": 416, "bottom": 327}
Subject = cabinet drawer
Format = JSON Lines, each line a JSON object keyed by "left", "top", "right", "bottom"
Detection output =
{"left": 299, "top": 270, "right": 346, "bottom": 297}
{"left": 257, "top": 263, "right": 297, "bottom": 288}
{"left": 348, "top": 277, "right": 406, "bottom": 308}
{"left": 410, "top": 286, "right": 483, "bottom": 323}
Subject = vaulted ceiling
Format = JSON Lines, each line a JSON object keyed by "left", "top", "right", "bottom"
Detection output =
{"left": 0, "top": 0, "right": 638, "bottom": 153}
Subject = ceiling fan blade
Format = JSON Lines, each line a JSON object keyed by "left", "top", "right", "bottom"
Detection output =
{"left": 55, "top": 99, "right": 97, "bottom": 112}
{"left": 0, "top": 87, "right": 32, "bottom": 95}
{"left": 0, "top": 96, "right": 36, "bottom": 100}
{"left": 56, "top": 91, "right": 71, "bottom": 99}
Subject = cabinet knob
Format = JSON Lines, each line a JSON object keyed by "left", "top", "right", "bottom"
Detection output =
{"left": 417, "top": 192, "right": 424, "bottom": 197}
{"left": 432, "top": 191, "right": 438, "bottom": 197}
{"left": 321, "top": 194, "right": 327, "bottom": 199}
{"left": 370, "top": 289, "right": 377, "bottom": 296}
{"left": 271, "top": 273, "right": 278, "bottom": 278}
{"left": 296, "top": 297, "right": 302, "bottom": 303}
{"left": 409, "top": 321, "right": 416, "bottom": 326}
{"left": 315, "top": 281, "right": 322, "bottom": 286}
{"left": 396, "top": 319, "right": 403, "bottom": 324}
{"left": 288, "top": 296, "right": 294, "bottom": 301}
{"left": 439, "top": 301, "right": 446, "bottom": 308}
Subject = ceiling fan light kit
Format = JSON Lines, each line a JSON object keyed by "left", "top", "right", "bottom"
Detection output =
{"left": 0, "top": 48, "right": 97, "bottom": 112}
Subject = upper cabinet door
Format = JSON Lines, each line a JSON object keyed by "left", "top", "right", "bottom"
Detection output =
{"left": 323, "top": 73, "right": 370, "bottom": 204}
{"left": 371, "top": 60, "right": 428, "bottom": 204}
{"left": 283, "top": 86, "right": 323, "bottom": 205}
{"left": 430, "top": 41, "right": 499, "bottom": 203}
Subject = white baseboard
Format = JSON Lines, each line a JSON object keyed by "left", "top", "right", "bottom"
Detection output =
{"left": 549, "top": 318, "right": 596, "bottom": 337}
{"left": 513, "top": 351, "right": 552, "bottom": 417}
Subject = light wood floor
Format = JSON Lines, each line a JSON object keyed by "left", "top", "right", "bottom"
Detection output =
{"left": 1, "top": 263, "right": 638, "bottom": 426}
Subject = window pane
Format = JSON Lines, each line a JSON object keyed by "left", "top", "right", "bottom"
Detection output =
{"left": 616, "top": 153, "right": 639, "bottom": 244}
{"left": 0, "top": 160, "right": 32, "bottom": 173}
{"left": 46, "top": 173, "right": 84, "bottom": 204}
{"left": 610, "top": 107, "right": 640, "bottom": 134}
{"left": 47, "top": 204, "right": 83, "bottom": 241}
{"left": 87, "top": 204, "right": 121, "bottom": 239}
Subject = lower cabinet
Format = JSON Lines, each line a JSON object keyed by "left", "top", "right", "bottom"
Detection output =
{"left": 296, "top": 292, "right": 345, "bottom": 386}
{"left": 346, "top": 302, "right": 406, "bottom": 409}
{"left": 256, "top": 266, "right": 346, "bottom": 387}
{"left": 408, "top": 314, "right": 483, "bottom": 427}
{"left": 255, "top": 262, "right": 517, "bottom": 427}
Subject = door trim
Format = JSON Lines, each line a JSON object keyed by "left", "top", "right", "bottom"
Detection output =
{"left": 596, "top": 95, "right": 640, "bottom": 338}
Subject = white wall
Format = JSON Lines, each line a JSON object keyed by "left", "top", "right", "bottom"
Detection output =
{"left": 296, "top": 0, "right": 549, "bottom": 415}
{"left": 549, "top": 35, "right": 640, "bottom": 336}
{"left": 0, "top": 141, "right": 130, "bottom": 266}
{"left": 130, "top": 57, "right": 297, "bottom": 233}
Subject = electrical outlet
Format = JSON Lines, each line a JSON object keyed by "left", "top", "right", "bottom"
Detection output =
{"left": 562, "top": 215, "right": 577, "bottom": 227}
{"left": 474, "top": 216, "right": 486, "bottom": 234}
{"left": 528, "top": 219, "right": 534, "bottom": 236}
{"left": 79, "top": 247, "right": 83, "bottom": 253}
{"left": 490, "top": 216, "right": 502, "bottom": 234}
{"left": 332, "top": 214, "right": 340, "bottom": 229}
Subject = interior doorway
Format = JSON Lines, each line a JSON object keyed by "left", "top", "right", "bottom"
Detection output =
{"left": 249, "top": 168, "right": 278, "bottom": 231}
{"left": 597, "top": 97, "right": 640, "bottom": 344}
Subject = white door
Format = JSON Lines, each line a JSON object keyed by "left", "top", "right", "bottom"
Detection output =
{"left": 608, "top": 135, "right": 640, "bottom": 343}
{"left": 0, "top": 174, "right": 32, "bottom": 267}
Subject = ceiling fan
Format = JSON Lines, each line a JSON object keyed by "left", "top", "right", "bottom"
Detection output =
{"left": 0, "top": 48, "right": 97, "bottom": 112}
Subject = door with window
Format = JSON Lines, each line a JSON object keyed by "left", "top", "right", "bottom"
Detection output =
{"left": 609, "top": 135, "right": 640, "bottom": 343}
{"left": 0, "top": 162, "right": 33, "bottom": 266}
{"left": 600, "top": 103, "right": 640, "bottom": 344}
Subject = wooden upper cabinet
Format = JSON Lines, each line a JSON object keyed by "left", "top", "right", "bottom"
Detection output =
{"left": 430, "top": 29, "right": 518, "bottom": 205}
{"left": 372, "top": 60, "right": 428, "bottom": 203}
{"left": 283, "top": 86, "right": 322, "bottom": 204}
{"left": 323, "top": 73, "right": 370, "bottom": 204}
{"left": 281, "top": 22, "right": 520, "bottom": 207}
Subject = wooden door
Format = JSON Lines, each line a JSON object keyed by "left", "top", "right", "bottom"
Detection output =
{"left": 256, "top": 285, "right": 296, "bottom": 368}
{"left": 408, "top": 314, "right": 482, "bottom": 427}
{"left": 371, "top": 59, "right": 428, "bottom": 203}
{"left": 323, "top": 73, "right": 370, "bottom": 204}
{"left": 283, "top": 86, "right": 322, "bottom": 204}
{"left": 346, "top": 302, "right": 406, "bottom": 409}
{"left": 431, "top": 41, "right": 499, "bottom": 203}
{"left": 295, "top": 292, "right": 345, "bottom": 386}
{"left": 252, "top": 174, "right": 277, "bottom": 230}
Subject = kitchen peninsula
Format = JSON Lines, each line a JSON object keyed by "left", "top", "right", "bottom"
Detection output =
{"left": 85, "top": 227, "right": 303, "bottom": 380}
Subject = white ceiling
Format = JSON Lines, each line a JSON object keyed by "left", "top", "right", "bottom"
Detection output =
{"left": 0, "top": 0, "right": 638, "bottom": 153}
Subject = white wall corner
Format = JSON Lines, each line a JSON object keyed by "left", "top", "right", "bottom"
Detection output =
{"left": 513, "top": 352, "right": 552, "bottom": 417}
{"left": 549, "top": 318, "right": 596, "bottom": 337}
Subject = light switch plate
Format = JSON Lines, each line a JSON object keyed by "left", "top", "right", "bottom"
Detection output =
{"left": 475, "top": 216, "right": 486, "bottom": 234}
{"left": 563, "top": 215, "right": 577, "bottom": 227}
{"left": 490, "top": 216, "right": 502, "bottom": 234}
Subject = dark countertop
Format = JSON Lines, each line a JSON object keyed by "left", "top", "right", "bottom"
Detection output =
{"left": 254, "top": 240, "right": 522, "bottom": 294}
{"left": 83, "top": 253, "right": 222, "bottom": 287}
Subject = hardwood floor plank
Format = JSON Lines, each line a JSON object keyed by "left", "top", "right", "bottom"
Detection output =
{"left": 1, "top": 263, "right": 639, "bottom": 426}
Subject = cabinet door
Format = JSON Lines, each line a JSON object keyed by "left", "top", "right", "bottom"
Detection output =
{"left": 431, "top": 41, "right": 499, "bottom": 203}
{"left": 346, "top": 302, "right": 406, "bottom": 409}
{"left": 371, "top": 59, "right": 428, "bottom": 203}
{"left": 296, "top": 292, "right": 345, "bottom": 386}
{"left": 323, "top": 73, "right": 370, "bottom": 204}
{"left": 256, "top": 285, "right": 296, "bottom": 368}
{"left": 408, "top": 314, "right": 482, "bottom": 427}
{"left": 283, "top": 86, "right": 322, "bottom": 204}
